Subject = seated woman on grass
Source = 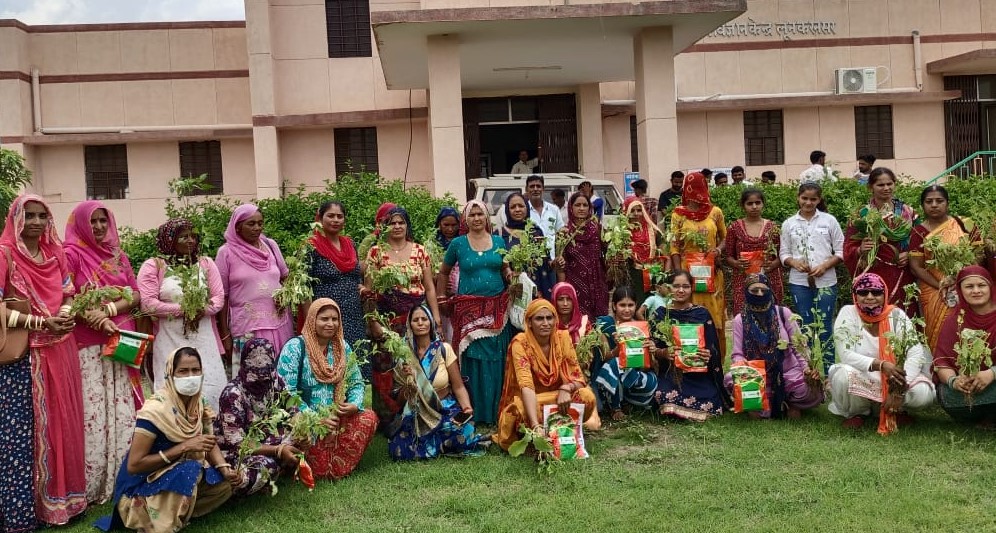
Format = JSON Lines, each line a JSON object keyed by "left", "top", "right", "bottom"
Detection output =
{"left": 495, "top": 299, "right": 596, "bottom": 451}
{"left": 593, "top": 286, "right": 659, "bottom": 421}
{"left": 932, "top": 266, "right": 996, "bottom": 427}
{"left": 724, "top": 274, "right": 824, "bottom": 419}
{"left": 827, "top": 273, "right": 934, "bottom": 434}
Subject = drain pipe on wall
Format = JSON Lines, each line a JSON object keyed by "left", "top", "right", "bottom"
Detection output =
{"left": 31, "top": 69, "right": 41, "bottom": 133}
{"left": 913, "top": 30, "right": 923, "bottom": 92}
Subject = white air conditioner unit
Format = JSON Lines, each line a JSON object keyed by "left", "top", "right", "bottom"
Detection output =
{"left": 834, "top": 67, "right": 878, "bottom": 95}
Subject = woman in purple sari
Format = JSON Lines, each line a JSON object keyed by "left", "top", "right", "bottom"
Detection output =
{"left": 557, "top": 192, "right": 608, "bottom": 318}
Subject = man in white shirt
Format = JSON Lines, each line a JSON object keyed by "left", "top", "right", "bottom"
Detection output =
{"left": 731, "top": 165, "right": 754, "bottom": 187}
{"left": 799, "top": 150, "right": 836, "bottom": 183}
{"left": 511, "top": 149, "right": 540, "bottom": 174}
{"left": 524, "top": 175, "right": 565, "bottom": 260}
{"left": 853, "top": 154, "right": 875, "bottom": 185}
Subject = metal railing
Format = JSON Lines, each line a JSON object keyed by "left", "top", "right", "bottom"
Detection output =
{"left": 928, "top": 151, "right": 996, "bottom": 184}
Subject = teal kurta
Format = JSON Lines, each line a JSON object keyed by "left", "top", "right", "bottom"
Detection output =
{"left": 277, "top": 336, "right": 365, "bottom": 410}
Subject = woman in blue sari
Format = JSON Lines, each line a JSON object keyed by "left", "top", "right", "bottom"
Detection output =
{"left": 97, "top": 347, "right": 237, "bottom": 532}
{"left": 652, "top": 270, "right": 730, "bottom": 421}
{"left": 593, "top": 286, "right": 659, "bottom": 421}
{"left": 387, "top": 305, "right": 487, "bottom": 459}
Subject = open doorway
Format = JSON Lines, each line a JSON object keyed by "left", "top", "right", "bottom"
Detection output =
{"left": 479, "top": 123, "right": 540, "bottom": 176}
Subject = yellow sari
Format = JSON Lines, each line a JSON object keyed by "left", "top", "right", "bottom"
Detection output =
{"left": 910, "top": 217, "right": 970, "bottom": 351}
{"left": 670, "top": 206, "right": 727, "bottom": 360}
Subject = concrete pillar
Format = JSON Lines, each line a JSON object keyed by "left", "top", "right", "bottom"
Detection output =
{"left": 634, "top": 26, "right": 678, "bottom": 199}
{"left": 577, "top": 83, "right": 605, "bottom": 180}
{"left": 426, "top": 34, "right": 466, "bottom": 201}
{"left": 253, "top": 125, "right": 281, "bottom": 199}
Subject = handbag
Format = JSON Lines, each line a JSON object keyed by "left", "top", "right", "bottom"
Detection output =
{"left": 0, "top": 249, "right": 31, "bottom": 365}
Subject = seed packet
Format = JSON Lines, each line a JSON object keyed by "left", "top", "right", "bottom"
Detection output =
{"left": 731, "top": 360, "right": 768, "bottom": 413}
{"left": 542, "top": 403, "right": 588, "bottom": 460}
{"left": 616, "top": 321, "right": 651, "bottom": 369}
{"left": 101, "top": 330, "right": 154, "bottom": 369}
{"left": 686, "top": 252, "right": 715, "bottom": 293}
{"left": 671, "top": 323, "right": 707, "bottom": 372}
{"left": 739, "top": 250, "right": 764, "bottom": 275}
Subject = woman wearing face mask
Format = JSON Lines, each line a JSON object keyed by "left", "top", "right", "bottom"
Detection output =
{"left": 828, "top": 273, "right": 934, "bottom": 433}
{"left": 277, "top": 299, "right": 377, "bottom": 480}
{"left": 214, "top": 339, "right": 302, "bottom": 496}
{"left": 215, "top": 204, "right": 293, "bottom": 375}
{"left": 139, "top": 219, "right": 227, "bottom": 410}
{"left": 97, "top": 347, "right": 237, "bottom": 533}
{"left": 495, "top": 299, "right": 596, "bottom": 451}
{"left": 65, "top": 200, "right": 144, "bottom": 505}
{"left": 932, "top": 266, "right": 996, "bottom": 426}
{"left": 0, "top": 194, "right": 85, "bottom": 527}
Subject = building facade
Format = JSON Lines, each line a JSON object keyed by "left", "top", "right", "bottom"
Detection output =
{"left": 0, "top": 0, "right": 993, "bottom": 230}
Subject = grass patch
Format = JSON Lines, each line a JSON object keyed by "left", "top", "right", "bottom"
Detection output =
{"left": 67, "top": 405, "right": 996, "bottom": 533}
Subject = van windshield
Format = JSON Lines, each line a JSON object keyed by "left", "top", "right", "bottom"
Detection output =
{"left": 594, "top": 185, "right": 620, "bottom": 215}
{"left": 481, "top": 188, "right": 521, "bottom": 215}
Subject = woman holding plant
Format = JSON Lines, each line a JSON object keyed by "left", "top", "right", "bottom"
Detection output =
{"left": 844, "top": 167, "right": 918, "bottom": 312}
{"left": 557, "top": 192, "right": 608, "bottom": 319}
{"left": 277, "top": 299, "right": 377, "bottom": 479}
{"left": 723, "top": 188, "right": 784, "bottom": 316}
{"left": 65, "top": 200, "right": 143, "bottom": 504}
{"left": 0, "top": 194, "right": 86, "bottom": 527}
{"left": 495, "top": 299, "right": 595, "bottom": 451}
{"left": 909, "top": 185, "right": 981, "bottom": 351}
{"left": 215, "top": 339, "right": 303, "bottom": 496}
{"left": 386, "top": 305, "right": 487, "bottom": 459}
{"left": 827, "top": 273, "right": 934, "bottom": 433}
{"left": 97, "top": 347, "right": 237, "bottom": 533}
{"left": 932, "top": 266, "right": 996, "bottom": 425}
{"left": 593, "top": 286, "right": 659, "bottom": 421}
{"left": 651, "top": 270, "right": 729, "bottom": 421}
{"left": 499, "top": 192, "right": 553, "bottom": 299}
{"left": 139, "top": 219, "right": 227, "bottom": 409}
{"left": 216, "top": 204, "right": 294, "bottom": 375}
{"left": 724, "top": 274, "right": 824, "bottom": 420}
{"left": 668, "top": 172, "right": 728, "bottom": 359}
{"left": 622, "top": 196, "right": 662, "bottom": 305}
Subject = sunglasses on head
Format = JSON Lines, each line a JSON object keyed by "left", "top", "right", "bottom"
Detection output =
{"left": 855, "top": 289, "right": 884, "bottom": 297}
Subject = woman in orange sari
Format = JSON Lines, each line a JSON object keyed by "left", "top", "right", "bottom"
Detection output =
{"left": 909, "top": 185, "right": 981, "bottom": 351}
{"left": 495, "top": 299, "right": 596, "bottom": 450}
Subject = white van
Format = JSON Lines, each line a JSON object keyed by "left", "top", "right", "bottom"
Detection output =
{"left": 468, "top": 173, "right": 624, "bottom": 227}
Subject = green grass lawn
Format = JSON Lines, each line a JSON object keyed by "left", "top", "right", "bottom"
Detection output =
{"left": 67, "top": 404, "right": 996, "bottom": 533}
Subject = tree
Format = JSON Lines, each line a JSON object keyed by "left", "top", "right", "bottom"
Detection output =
{"left": 0, "top": 148, "right": 32, "bottom": 228}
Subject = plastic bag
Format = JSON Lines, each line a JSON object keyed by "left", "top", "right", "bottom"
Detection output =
{"left": 508, "top": 273, "right": 537, "bottom": 330}
{"left": 731, "top": 360, "right": 769, "bottom": 413}
{"left": 739, "top": 250, "right": 764, "bottom": 275}
{"left": 616, "top": 321, "right": 651, "bottom": 370}
{"left": 671, "top": 323, "right": 707, "bottom": 372}
{"left": 101, "top": 330, "right": 155, "bottom": 369}
{"left": 543, "top": 403, "right": 589, "bottom": 460}
{"left": 686, "top": 252, "right": 715, "bottom": 293}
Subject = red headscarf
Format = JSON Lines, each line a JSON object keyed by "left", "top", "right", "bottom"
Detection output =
{"left": 852, "top": 273, "right": 898, "bottom": 435}
{"left": 64, "top": 200, "right": 134, "bottom": 288}
{"left": 674, "top": 172, "right": 713, "bottom": 222}
{"left": 624, "top": 196, "right": 653, "bottom": 263}
{"left": 934, "top": 266, "right": 996, "bottom": 374}
{"left": 0, "top": 194, "right": 72, "bottom": 316}
{"left": 309, "top": 205, "right": 357, "bottom": 273}
{"left": 552, "top": 282, "right": 586, "bottom": 343}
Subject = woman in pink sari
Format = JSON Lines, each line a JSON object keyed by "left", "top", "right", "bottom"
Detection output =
{"left": 0, "top": 194, "right": 86, "bottom": 525}
{"left": 64, "top": 201, "right": 143, "bottom": 505}
{"left": 216, "top": 204, "right": 293, "bottom": 374}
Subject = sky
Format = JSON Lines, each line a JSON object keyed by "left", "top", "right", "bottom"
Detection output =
{"left": 0, "top": 0, "right": 245, "bottom": 24}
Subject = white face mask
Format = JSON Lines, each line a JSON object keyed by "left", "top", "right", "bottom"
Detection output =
{"left": 173, "top": 375, "right": 203, "bottom": 396}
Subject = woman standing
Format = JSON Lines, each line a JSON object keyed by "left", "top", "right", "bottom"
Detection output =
{"left": 593, "top": 286, "right": 658, "bottom": 421}
{"left": 932, "top": 266, "right": 996, "bottom": 425}
{"left": 499, "top": 192, "right": 552, "bottom": 299}
{"left": 622, "top": 196, "right": 661, "bottom": 305}
{"left": 557, "top": 192, "right": 608, "bottom": 318}
{"left": 386, "top": 305, "right": 486, "bottom": 460}
{"left": 436, "top": 201, "right": 514, "bottom": 425}
{"left": 0, "top": 194, "right": 86, "bottom": 527}
{"left": 779, "top": 183, "right": 845, "bottom": 374}
{"left": 652, "top": 270, "right": 729, "bottom": 421}
{"left": 828, "top": 273, "right": 934, "bottom": 432}
{"left": 138, "top": 219, "right": 227, "bottom": 409}
{"left": 215, "top": 339, "right": 302, "bottom": 497}
{"left": 97, "top": 347, "right": 236, "bottom": 532}
{"left": 495, "top": 299, "right": 596, "bottom": 451}
{"left": 725, "top": 274, "right": 823, "bottom": 419}
{"left": 723, "top": 189, "right": 784, "bottom": 316}
{"left": 216, "top": 204, "right": 294, "bottom": 374}
{"left": 278, "top": 299, "right": 377, "bottom": 480}
{"left": 435, "top": 206, "right": 461, "bottom": 342}
{"left": 909, "top": 185, "right": 980, "bottom": 351}
{"left": 844, "top": 167, "right": 919, "bottom": 312}
{"left": 307, "top": 201, "right": 365, "bottom": 370}
{"left": 64, "top": 201, "right": 142, "bottom": 504}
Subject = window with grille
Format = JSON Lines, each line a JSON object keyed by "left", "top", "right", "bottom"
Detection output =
{"left": 334, "top": 127, "right": 378, "bottom": 176}
{"left": 743, "top": 110, "right": 784, "bottom": 166}
{"left": 84, "top": 144, "right": 129, "bottom": 200}
{"left": 326, "top": 0, "right": 372, "bottom": 58}
{"left": 178, "top": 141, "right": 224, "bottom": 195}
{"left": 630, "top": 115, "right": 639, "bottom": 172}
{"left": 854, "top": 105, "right": 894, "bottom": 160}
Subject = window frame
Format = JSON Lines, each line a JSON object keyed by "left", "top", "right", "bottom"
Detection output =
{"left": 84, "top": 144, "right": 129, "bottom": 200}
{"left": 325, "top": 0, "right": 372, "bottom": 58}
{"left": 178, "top": 140, "right": 224, "bottom": 195}
{"left": 333, "top": 127, "right": 379, "bottom": 176}
{"left": 743, "top": 109, "right": 785, "bottom": 166}
{"left": 854, "top": 105, "right": 895, "bottom": 160}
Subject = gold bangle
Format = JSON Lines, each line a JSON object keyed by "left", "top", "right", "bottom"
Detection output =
{"left": 159, "top": 450, "right": 171, "bottom": 464}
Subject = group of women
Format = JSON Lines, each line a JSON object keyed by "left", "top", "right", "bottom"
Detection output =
{"left": 2, "top": 165, "right": 996, "bottom": 532}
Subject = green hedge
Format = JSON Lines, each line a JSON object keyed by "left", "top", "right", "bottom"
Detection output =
{"left": 120, "top": 173, "right": 458, "bottom": 272}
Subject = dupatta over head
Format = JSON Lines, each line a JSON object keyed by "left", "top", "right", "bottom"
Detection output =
{"left": 852, "top": 273, "right": 899, "bottom": 435}
{"left": 934, "top": 266, "right": 996, "bottom": 371}
{"left": 551, "top": 282, "right": 585, "bottom": 343}
{"left": 624, "top": 196, "right": 654, "bottom": 263}
{"left": 674, "top": 172, "right": 713, "bottom": 222}
{"left": 301, "top": 298, "right": 348, "bottom": 402}
{"left": 137, "top": 348, "right": 215, "bottom": 448}
{"left": 64, "top": 200, "right": 133, "bottom": 285}
{"left": 223, "top": 204, "right": 288, "bottom": 276}
{"left": 0, "top": 193, "right": 71, "bottom": 315}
